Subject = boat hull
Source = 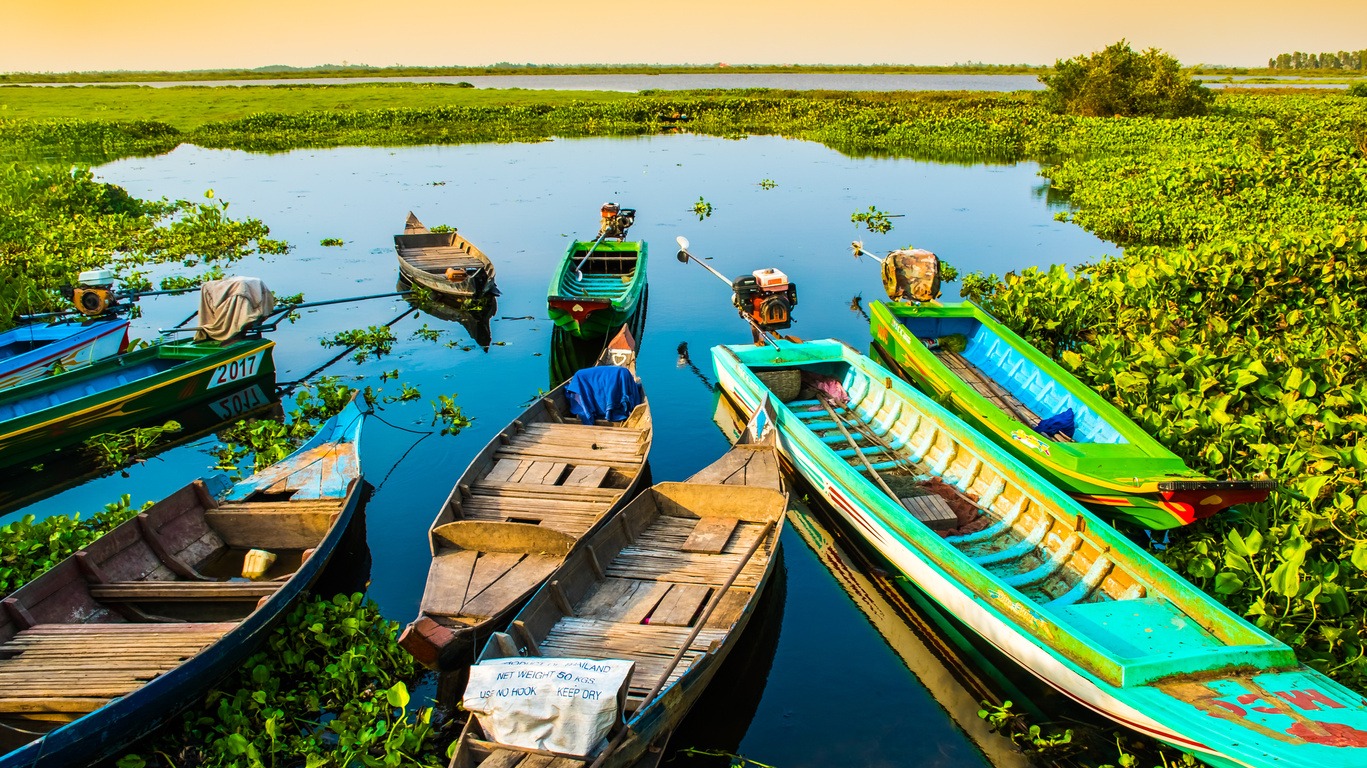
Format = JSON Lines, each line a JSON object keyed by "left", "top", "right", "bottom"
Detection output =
{"left": 0, "top": 339, "right": 275, "bottom": 470}
{"left": 0, "top": 401, "right": 367, "bottom": 768}
{"left": 0, "top": 319, "right": 129, "bottom": 391}
{"left": 712, "top": 340, "right": 1367, "bottom": 768}
{"left": 869, "top": 301, "right": 1270, "bottom": 529}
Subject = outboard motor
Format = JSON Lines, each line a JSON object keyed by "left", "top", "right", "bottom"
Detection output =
{"left": 598, "top": 203, "right": 637, "bottom": 241}
{"left": 732, "top": 268, "right": 798, "bottom": 332}
{"left": 61, "top": 269, "right": 120, "bottom": 316}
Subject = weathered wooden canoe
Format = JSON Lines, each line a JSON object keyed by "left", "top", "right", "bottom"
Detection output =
{"left": 0, "top": 318, "right": 129, "bottom": 391}
{"left": 451, "top": 398, "right": 786, "bottom": 768}
{"left": 0, "top": 338, "right": 275, "bottom": 470}
{"left": 394, "top": 213, "right": 497, "bottom": 300}
{"left": 712, "top": 339, "right": 1367, "bottom": 768}
{"left": 547, "top": 240, "right": 648, "bottom": 338}
{"left": 0, "top": 397, "right": 366, "bottom": 768}
{"left": 870, "top": 301, "right": 1273, "bottom": 529}
{"left": 399, "top": 327, "right": 653, "bottom": 671}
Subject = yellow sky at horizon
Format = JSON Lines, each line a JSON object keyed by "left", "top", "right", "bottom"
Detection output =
{"left": 5, "top": 1, "right": 1366, "bottom": 73}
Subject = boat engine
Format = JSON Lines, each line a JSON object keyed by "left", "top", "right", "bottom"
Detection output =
{"left": 61, "top": 269, "right": 120, "bottom": 316}
{"left": 597, "top": 203, "right": 637, "bottom": 241}
{"left": 732, "top": 268, "right": 798, "bottom": 332}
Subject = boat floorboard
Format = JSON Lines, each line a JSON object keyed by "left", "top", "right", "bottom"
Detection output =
{"left": 0, "top": 622, "right": 235, "bottom": 714}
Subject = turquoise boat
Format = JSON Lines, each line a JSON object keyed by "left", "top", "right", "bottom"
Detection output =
{"left": 869, "top": 301, "right": 1273, "bottom": 529}
{"left": 713, "top": 338, "right": 1367, "bottom": 768}
{"left": 547, "top": 240, "right": 648, "bottom": 338}
{"left": 0, "top": 338, "right": 275, "bottom": 470}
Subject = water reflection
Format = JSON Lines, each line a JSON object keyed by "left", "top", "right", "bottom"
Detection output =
{"left": 0, "top": 383, "right": 281, "bottom": 515}
{"left": 400, "top": 281, "right": 499, "bottom": 351}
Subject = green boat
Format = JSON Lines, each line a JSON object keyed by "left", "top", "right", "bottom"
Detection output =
{"left": 547, "top": 240, "right": 648, "bottom": 338}
{"left": 713, "top": 338, "right": 1367, "bottom": 768}
{"left": 0, "top": 338, "right": 275, "bottom": 470}
{"left": 869, "top": 301, "right": 1273, "bottom": 529}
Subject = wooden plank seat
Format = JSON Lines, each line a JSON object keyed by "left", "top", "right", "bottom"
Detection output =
{"left": 89, "top": 580, "right": 283, "bottom": 602}
{"left": 0, "top": 622, "right": 234, "bottom": 715}
{"left": 206, "top": 499, "right": 342, "bottom": 550}
{"left": 421, "top": 552, "right": 560, "bottom": 619}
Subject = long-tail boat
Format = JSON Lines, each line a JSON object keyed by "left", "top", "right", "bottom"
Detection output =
{"left": 547, "top": 207, "right": 647, "bottom": 339}
{"left": 450, "top": 397, "right": 786, "bottom": 768}
{"left": 395, "top": 212, "right": 497, "bottom": 300}
{"left": 0, "top": 338, "right": 275, "bottom": 470}
{"left": 712, "top": 338, "right": 1367, "bottom": 768}
{"left": 400, "top": 327, "right": 652, "bottom": 671}
{"left": 0, "top": 396, "right": 367, "bottom": 768}
{"left": 0, "top": 318, "right": 129, "bottom": 391}
{"left": 870, "top": 301, "right": 1273, "bottom": 529}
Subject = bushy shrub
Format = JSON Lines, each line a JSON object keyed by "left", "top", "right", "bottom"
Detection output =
{"left": 1040, "top": 40, "right": 1214, "bottom": 118}
{"left": 1349, "top": 82, "right": 1367, "bottom": 97}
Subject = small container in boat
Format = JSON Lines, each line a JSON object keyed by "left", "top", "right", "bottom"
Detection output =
{"left": 242, "top": 549, "right": 277, "bottom": 580}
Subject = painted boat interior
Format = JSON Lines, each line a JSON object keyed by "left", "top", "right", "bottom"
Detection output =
{"left": 725, "top": 342, "right": 1288, "bottom": 688}
{"left": 0, "top": 424, "right": 359, "bottom": 737}
{"left": 454, "top": 445, "right": 786, "bottom": 768}
{"left": 554, "top": 242, "right": 642, "bottom": 303}
{"left": 896, "top": 314, "right": 1124, "bottom": 444}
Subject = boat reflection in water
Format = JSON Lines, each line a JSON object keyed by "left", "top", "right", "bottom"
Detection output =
{"left": 398, "top": 279, "right": 498, "bottom": 351}
{"left": 0, "top": 382, "right": 281, "bottom": 515}
{"left": 549, "top": 289, "right": 648, "bottom": 388}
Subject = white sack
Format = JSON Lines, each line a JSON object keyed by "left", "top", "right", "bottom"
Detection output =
{"left": 463, "top": 657, "right": 635, "bottom": 757}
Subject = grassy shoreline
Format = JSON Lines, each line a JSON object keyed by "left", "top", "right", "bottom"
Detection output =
{"left": 0, "top": 63, "right": 1052, "bottom": 83}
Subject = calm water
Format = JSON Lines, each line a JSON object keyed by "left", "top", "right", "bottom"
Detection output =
{"left": 26, "top": 73, "right": 1351, "bottom": 91}
{"left": 6, "top": 134, "right": 1113, "bottom": 765}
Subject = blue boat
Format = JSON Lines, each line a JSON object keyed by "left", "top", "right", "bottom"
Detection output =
{"left": 713, "top": 339, "right": 1367, "bottom": 768}
{"left": 0, "top": 397, "right": 367, "bottom": 768}
{"left": 0, "top": 318, "right": 129, "bottom": 391}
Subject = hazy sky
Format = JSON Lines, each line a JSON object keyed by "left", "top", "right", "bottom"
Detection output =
{"left": 6, "top": 1, "right": 1365, "bottom": 72}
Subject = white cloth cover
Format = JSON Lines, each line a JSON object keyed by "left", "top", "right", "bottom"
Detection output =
{"left": 463, "top": 657, "right": 635, "bottom": 757}
{"left": 195, "top": 277, "right": 275, "bottom": 342}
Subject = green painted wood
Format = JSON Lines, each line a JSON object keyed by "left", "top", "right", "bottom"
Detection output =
{"left": 0, "top": 338, "right": 275, "bottom": 469}
{"left": 546, "top": 240, "right": 647, "bottom": 338}
{"left": 869, "top": 301, "right": 1270, "bottom": 529}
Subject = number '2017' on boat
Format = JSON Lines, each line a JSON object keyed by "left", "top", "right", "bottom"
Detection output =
{"left": 713, "top": 338, "right": 1367, "bottom": 768}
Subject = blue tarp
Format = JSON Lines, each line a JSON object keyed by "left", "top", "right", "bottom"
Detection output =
{"left": 566, "top": 365, "right": 642, "bottom": 425}
{"left": 1035, "top": 408, "right": 1076, "bottom": 440}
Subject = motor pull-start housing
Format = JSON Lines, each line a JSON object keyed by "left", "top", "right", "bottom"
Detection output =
{"left": 61, "top": 269, "right": 119, "bottom": 317}
{"left": 732, "top": 268, "right": 798, "bottom": 331}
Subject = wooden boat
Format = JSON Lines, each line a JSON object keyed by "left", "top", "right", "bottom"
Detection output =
{"left": 394, "top": 213, "right": 497, "bottom": 300}
{"left": 0, "top": 396, "right": 366, "bottom": 768}
{"left": 547, "top": 240, "right": 648, "bottom": 338}
{"left": 0, "top": 338, "right": 275, "bottom": 470}
{"left": 870, "top": 301, "right": 1273, "bottom": 529}
{"left": 399, "top": 327, "right": 653, "bottom": 671}
{"left": 712, "top": 338, "right": 1367, "bottom": 768}
{"left": 450, "top": 398, "right": 786, "bottom": 768}
{"left": 0, "top": 318, "right": 129, "bottom": 391}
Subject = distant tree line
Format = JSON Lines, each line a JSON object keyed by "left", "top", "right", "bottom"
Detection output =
{"left": 1268, "top": 50, "right": 1367, "bottom": 70}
